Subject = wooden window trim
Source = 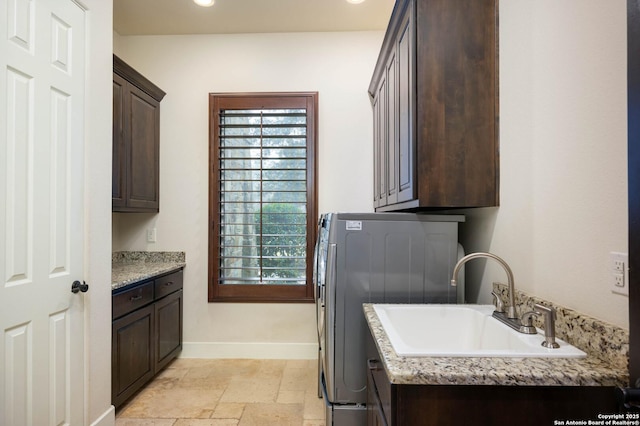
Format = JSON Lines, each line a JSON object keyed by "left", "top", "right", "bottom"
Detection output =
{"left": 208, "top": 92, "right": 318, "bottom": 303}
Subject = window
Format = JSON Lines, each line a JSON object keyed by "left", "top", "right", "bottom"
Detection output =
{"left": 208, "top": 93, "right": 318, "bottom": 302}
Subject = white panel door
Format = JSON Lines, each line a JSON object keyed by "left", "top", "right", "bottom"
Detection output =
{"left": 0, "top": 0, "right": 87, "bottom": 425}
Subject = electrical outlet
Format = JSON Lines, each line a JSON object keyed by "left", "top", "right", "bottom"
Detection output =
{"left": 147, "top": 228, "right": 157, "bottom": 243}
{"left": 613, "top": 273, "right": 624, "bottom": 287}
{"left": 613, "top": 259, "right": 625, "bottom": 273}
{"left": 610, "top": 252, "right": 629, "bottom": 296}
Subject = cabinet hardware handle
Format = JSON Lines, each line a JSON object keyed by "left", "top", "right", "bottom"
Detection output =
{"left": 367, "top": 359, "right": 380, "bottom": 371}
{"left": 164, "top": 281, "right": 174, "bottom": 286}
{"left": 130, "top": 295, "right": 143, "bottom": 301}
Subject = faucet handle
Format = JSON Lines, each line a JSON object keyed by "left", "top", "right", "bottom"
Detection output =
{"left": 490, "top": 291, "right": 504, "bottom": 313}
{"left": 519, "top": 311, "right": 539, "bottom": 334}
{"left": 520, "top": 311, "right": 538, "bottom": 326}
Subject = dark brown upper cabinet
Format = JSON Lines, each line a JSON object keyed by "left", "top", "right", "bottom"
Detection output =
{"left": 369, "top": 0, "right": 499, "bottom": 211}
{"left": 113, "top": 55, "right": 166, "bottom": 213}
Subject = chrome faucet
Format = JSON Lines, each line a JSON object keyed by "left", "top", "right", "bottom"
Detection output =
{"left": 451, "top": 252, "right": 558, "bottom": 341}
{"left": 451, "top": 252, "right": 518, "bottom": 319}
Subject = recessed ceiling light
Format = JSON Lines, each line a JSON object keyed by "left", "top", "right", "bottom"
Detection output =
{"left": 194, "top": 0, "right": 215, "bottom": 7}
{"left": 346, "top": 0, "right": 366, "bottom": 3}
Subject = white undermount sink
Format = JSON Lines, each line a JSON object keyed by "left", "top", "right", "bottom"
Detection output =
{"left": 373, "top": 304, "right": 587, "bottom": 358}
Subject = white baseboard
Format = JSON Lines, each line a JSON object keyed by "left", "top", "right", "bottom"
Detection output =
{"left": 90, "top": 405, "right": 115, "bottom": 426}
{"left": 181, "top": 342, "right": 319, "bottom": 360}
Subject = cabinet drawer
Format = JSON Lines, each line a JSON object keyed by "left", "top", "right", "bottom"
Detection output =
{"left": 113, "top": 281, "right": 154, "bottom": 319}
{"left": 154, "top": 269, "right": 183, "bottom": 299}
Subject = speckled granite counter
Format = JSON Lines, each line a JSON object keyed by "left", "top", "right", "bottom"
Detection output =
{"left": 112, "top": 251, "right": 186, "bottom": 291}
{"left": 364, "top": 303, "right": 628, "bottom": 387}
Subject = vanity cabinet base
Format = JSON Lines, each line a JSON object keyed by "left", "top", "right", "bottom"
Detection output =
{"left": 112, "top": 269, "right": 183, "bottom": 408}
{"left": 383, "top": 384, "right": 617, "bottom": 426}
{"left": 366, "top": 329, "right": 618, "bottom": 426}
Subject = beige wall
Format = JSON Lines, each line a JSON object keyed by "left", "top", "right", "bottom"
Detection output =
{"left": 112, "top": 31, "right": 382, "bottom": 358}
{"left": 460, "top": 0, "right": 628, "bottom": 329}
{"left": 112, "top": 0, "right": 630, "bottom": 363}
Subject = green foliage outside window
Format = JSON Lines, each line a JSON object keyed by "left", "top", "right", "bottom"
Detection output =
{"left": 259, "top": 203, "right": 306, "bottom": 281}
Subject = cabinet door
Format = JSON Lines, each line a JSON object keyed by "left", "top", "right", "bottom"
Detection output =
{"left": 367, "top": 329, "right": 393, "bottom": 425}
{"left": 373, "top": 94, "right": 381, "bottom": 206}
{"left": 372, "top": 0, "right": 414, "bottom": 211}
{"left": 367, "top": 361, "right": 390, "bottom": 426}
{"left": 154, "top": 289, "right": 183, "bottom": 373}
{"left": 112, "top": 304, "right": 155, "bottom": 407}
{"left": 396, "top": 4, "right": 415, "bottom": 204}
{"left": 374, "top": 76, "right": 388, "bottom": 208}
{"left": 112, "top": 73, "right": 127, "bottom": 209}
{"left": 126, "top": 84, "right": 160, "bottom": 211}
{"left": 385, "top": 50, "right": 398, "bottom": 206}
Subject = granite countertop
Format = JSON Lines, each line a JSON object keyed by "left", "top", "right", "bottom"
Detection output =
{"left": 364, "top": 303, "right": 628, "bottom": 387}
{"left": 112, "top": 251, "right": 186, "bottom": 291}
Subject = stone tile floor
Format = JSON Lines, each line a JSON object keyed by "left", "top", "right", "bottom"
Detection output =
{"left": 115, "top": 358, "right": 325, "bottom": 426}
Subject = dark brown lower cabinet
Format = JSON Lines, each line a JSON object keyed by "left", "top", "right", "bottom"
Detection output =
{"left": 112, "top": 269, "right": 183, "bottom": 408}
{"left": 366, "top": 329, "right": 618, "bottom": 426}
{"left": 154, "top": 289, "right": 182, "bottom": 372}
{"left": 112, "top": 304, "right": 155, "bottom": 408}
{"left": 367, "top": 358, "right": 389, "bottom": 426}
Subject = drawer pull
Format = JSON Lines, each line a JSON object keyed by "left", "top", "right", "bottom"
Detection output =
{"left": 164, "top": 281, "right": 174, "bottom": 286}
{"left": 129, "top": 295, "right": 143, "bottom": 302}
{"left": 368, "top": 359, "right": 381, "bottom": 371}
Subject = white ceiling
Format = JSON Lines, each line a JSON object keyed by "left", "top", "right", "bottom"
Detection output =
{"left": 113, "top": 0, "right": 396, "bottom": 36}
